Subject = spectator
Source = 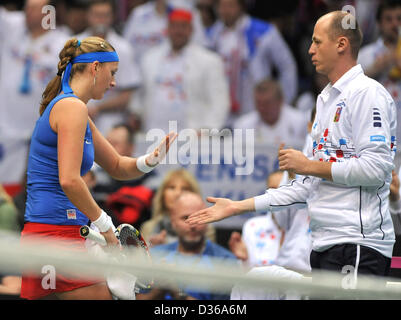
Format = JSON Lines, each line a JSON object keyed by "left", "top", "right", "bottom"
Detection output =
{"left": 196, "top": 0, "right": 218, "bottom": 37}
{"left": 140, "top": 168, "right": 216, "bottom": 246}
{"left": 233, "top": 79, "right": 308, "bottom": 150}
{"left": 123, "top": 0, "right": 206, "bottom": 64}
{"left": 0, "top": 0, "right": 69, "bottom": 184}
{"left": 82, "top": 170, "right": 97, "bottom": 192}
{"left": 138, "top": 192, "right": 238, "bottom": 300}
{"left": 126, "top": 0, "right": 148, "bottom": 14}
{"left": 60, "top": 0, "right": 89, "bottom": 35}
{"left": 76, "top": 0, "right": 142, "bottom": 135}
{"left": 52, "top": 0, "right": 68, "bottom": 31}
{"left": 0, "top": 184, "right": 22, "bottom": 297}
{"left": 12, "top": 171, "right": 28, "bottom": 231}
{"left": 272, "top": 198, "right": 312, "bottom": 273}
{"left": 92, "top": 124, "right": 154, "bottom": 230}
{"left": 0, "top": 185, "right": 19, "bottom": 232}
{"left": 354, "top": 0, "right": 380, "bottom": 46}
{"left": 358, "top": 0, "right": 401, "bottom": 170}
{"left": 208, "top": 0, "right": 298, "bottom": 122}
{"left": 0, "top": 0, "right": 24, "bottom": 11}
{"left": 137, "top": 8, "right": 229, "bottom": 134}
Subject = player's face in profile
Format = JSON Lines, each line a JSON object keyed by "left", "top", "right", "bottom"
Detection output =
{"left": 309, "top": 18, "right": 337, "bottom": 76}
{"left": 92, "top": 61, "right": 118, "bottom": 99}
{"left": 163, "top": 177, "right": 192, "bottom": 211}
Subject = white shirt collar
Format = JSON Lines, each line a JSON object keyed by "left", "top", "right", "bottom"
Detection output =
{"left": 332, "top": 64, "right": 363, "bottom": 93}
{"left": 319, "top": 64, "right": 364, "bottom": 103}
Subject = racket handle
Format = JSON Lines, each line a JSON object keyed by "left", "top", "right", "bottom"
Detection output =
{"left": 80, "top": 225, "right": 107, "bottom": 246}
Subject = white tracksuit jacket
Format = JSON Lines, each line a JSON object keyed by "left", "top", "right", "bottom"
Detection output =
{"left": 254, "top": 65, "right": 396, "bottom": 258}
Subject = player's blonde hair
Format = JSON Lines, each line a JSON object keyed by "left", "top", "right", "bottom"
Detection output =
{"left": 39, "top": 36, "right": 115, "bottom": 115}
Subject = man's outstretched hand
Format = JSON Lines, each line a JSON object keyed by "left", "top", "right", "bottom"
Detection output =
{"left": 186, "top": 197, "right": 238, "bottom": 225}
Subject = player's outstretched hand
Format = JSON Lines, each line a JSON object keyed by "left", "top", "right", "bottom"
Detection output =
{"left": 186, "top": 197, "right": 238, "bottom": 225}
{"left": 146, "top": 132, "right": 178, "bottom": 166}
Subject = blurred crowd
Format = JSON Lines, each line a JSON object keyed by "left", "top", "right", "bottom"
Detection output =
{"left": 2, "top": 0, "right": 401, "bottom": 299}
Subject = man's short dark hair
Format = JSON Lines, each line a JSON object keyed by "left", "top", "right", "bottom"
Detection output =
{"left": 376, "top": 0, "right": 401, "bottom": 22}
{"left": 254, "top": 78, "right": 284, "bottom": 101}
{"left": 87, "top": 0, "right": 116, "bottom": 13}
{"left": 112, "top": 123, "right": 135, "bottom": 145}
{"left": 327, "top": 11, "right": 363, "bottom": 60}
{"left": 217, "top": 0, "right": 246, "bottom": 11}
{"left": 65, "top": 0, "right": 89, "bottom": 10}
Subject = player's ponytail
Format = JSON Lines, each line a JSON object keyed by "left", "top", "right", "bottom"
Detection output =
{"left": 39, "top": 37, "right": 115, "bottom": 115}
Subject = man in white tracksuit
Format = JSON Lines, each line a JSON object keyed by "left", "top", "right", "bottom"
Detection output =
{"left": 187, "top": 11, "right": 396, "bottom": 287}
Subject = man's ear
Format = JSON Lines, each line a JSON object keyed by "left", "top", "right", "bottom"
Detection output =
{"left": 337, "top": 36, "right": 348, "bottom": 54}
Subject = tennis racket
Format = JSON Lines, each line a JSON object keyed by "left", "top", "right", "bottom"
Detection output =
{"left": 80, "top": 223, "right": 153, "bottom": 291}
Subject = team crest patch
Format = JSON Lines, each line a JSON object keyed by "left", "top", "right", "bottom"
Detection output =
{"left": 67, "top": 209, "right": 77, "bottom": 220}
{"left": 333, "top": 101, "right": 345, "bottom": 122}
{"left": 333, "top": 107, "right": 342, "bottom": 122}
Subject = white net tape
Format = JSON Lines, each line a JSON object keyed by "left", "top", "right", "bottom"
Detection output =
{"left": 1, "top": 230, "right": 400, "bottom": 300}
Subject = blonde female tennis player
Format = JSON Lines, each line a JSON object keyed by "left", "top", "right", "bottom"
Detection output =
{"left": 20, "top": 36, "right": 177, "bottom": 300}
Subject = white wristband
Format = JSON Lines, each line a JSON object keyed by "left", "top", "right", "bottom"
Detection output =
{"left": 136, "top": 154, "right": 156, "bottom": 173}
{"left": 92, "top": 210, "right": 114, "bottom": 233}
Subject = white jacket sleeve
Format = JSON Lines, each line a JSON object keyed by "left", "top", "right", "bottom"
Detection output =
{"left": 331, "top": 86, "right": 396, "bottom": 187}
{"left": 254, "top": 177, "right": 311, "bottom": 213}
